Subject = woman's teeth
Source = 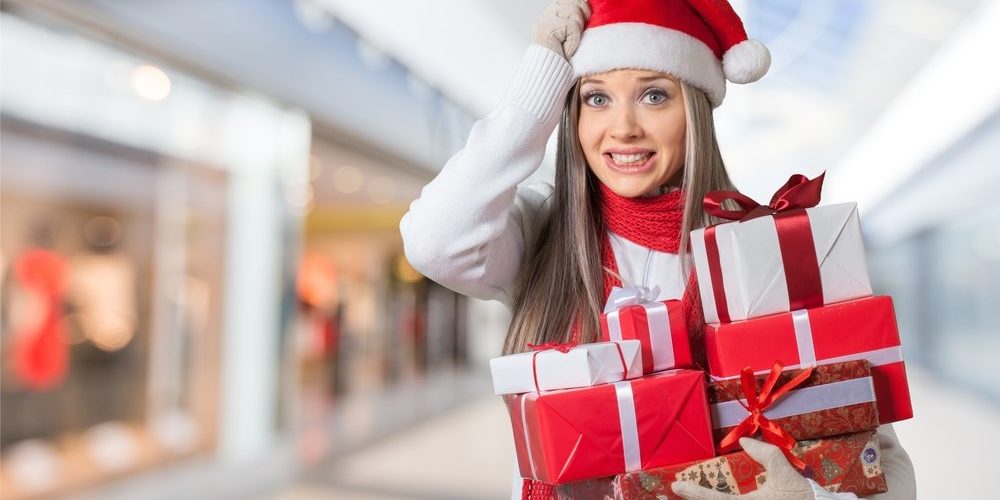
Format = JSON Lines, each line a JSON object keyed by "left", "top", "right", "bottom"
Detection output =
{"left": 609, "top": 153, "right": 653, "bottom": 165}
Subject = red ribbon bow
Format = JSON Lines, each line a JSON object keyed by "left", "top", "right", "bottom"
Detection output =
{"left": 703, "top": 172, "right": 826, "bottom": 222}
{"left": 718, "top": 362, "right": 815, "bottom": 471}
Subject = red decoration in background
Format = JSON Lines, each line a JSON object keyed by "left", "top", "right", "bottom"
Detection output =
{"left": 12, "top": 248, "right": 69, "bottom": 390}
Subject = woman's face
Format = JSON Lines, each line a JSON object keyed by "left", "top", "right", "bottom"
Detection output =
{"left": 577, "top": 69, "right": 686, "bottom": 198}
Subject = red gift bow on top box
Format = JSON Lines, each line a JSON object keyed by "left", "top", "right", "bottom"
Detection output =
{"left": 691, "top": 173, "right": 873, "bottom": 324}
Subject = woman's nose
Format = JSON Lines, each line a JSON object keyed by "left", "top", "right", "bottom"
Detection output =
{"left": 609, "top": 107, "right": 643, "bottom": 140}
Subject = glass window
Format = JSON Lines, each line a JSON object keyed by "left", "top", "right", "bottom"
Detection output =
{"left": 0, "top": 124, "right": 227, "bottom": 498}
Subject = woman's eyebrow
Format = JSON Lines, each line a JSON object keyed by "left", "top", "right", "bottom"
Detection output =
{"left": 580, "top": 76, "right": 674, "bottom": 85}
{"left": 637, "top": 75, "right": 674, "bottom": 83}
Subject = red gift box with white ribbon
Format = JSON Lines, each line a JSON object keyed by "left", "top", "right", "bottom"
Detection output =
{"left": 600, "top": 286, "right": 692, "bottom": 374}
{"left": 505, "top": 369, "right": 715, "bottom": 485}
{"left": 705, "top": 296, "right": 913, "bottom": 424}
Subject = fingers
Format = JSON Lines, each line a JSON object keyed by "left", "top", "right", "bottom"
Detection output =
{"left": 531, "top": 0, "right": 590, "bottom": 59}
{"left": 563, "top": 29, "right": 581, "bottom": 58}
{"left": 553, "top": 1, "right": 588, "bottom": 25}
{"left": 559, "top": 0, "right": 591, "bottom": 19}
{"left": 738, "top": 437, "right": 800, "bottom": 479}
{"left": 671, "top": 481, "right": 737, "bottom": 500}
{"left": 561, "top": 0, "right": 588, "bottom": 58}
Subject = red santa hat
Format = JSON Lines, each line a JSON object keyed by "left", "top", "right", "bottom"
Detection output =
{"left": 571, "top": 0, "right": 771, "bottom": 107}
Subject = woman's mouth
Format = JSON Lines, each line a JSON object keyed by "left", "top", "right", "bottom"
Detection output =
{"left": 604, "top": 152, "right": 656, "bottom": 174}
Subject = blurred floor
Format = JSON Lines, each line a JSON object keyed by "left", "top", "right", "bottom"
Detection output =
{"left": 269, "top": 395, "right": 514, "bottom": 500}
{"left": 892, "top": 367, "right": 1000, "bottom": 499}
{"left": 267, "top": 365, "right": 999, "bottom": 500}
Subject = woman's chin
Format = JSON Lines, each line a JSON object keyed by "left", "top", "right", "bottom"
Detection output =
{"left": 602, "top": 178, "right": 656, "bottom": 199}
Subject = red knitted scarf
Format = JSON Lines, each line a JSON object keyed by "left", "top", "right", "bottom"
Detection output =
{"left": 598, "top": 182, "right": 684, "bottom": 298}
{"left": 595, "top": 184, "right": 703, "bottom": 353}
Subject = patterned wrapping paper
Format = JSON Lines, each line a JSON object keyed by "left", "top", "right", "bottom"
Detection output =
{"left": 554, "top": 430, "right": 887, "bottom": 499}
{"left": 709, "top": 360, "right": 880, "bottom": 450}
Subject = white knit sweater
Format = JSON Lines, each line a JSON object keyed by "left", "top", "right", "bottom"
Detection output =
{"left": 400, "top": 45, "right": 915, "bottom": 500}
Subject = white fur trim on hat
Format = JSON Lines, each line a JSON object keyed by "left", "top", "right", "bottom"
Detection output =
{"left": 722, "top": 39, "right": 771, "bottom": 84}
{"left": 570, "top": 22, "right": 727, "bottom": 107}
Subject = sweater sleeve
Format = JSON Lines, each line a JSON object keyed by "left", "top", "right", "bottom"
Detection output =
{"left": 400, "top": 45, "right": 574, "bottom": 304}
{"left": 864, "top": 424, "right": 916, "bottom": 500}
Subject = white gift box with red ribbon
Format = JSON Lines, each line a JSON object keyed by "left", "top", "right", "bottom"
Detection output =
{"left": 691, "top": 201, "right": 873, "bottom": 325}
{"left": 489, "top": 340, "right": 643, "bottom": 395}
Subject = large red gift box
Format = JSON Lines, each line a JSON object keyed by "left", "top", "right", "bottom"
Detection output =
{"left": 555, "top": 430, "right": 887, "bottom": 499}
{"left": 709, "top": 360, "right": 879, "bottom": 450}
{"left": 600, "top": 297, "right": 692, "bottom": 374}
{"left": 506, "top": 369, "right": 715, "bottom": 485}
{"left": 705, "top": 296, "right": 912, "bottom": 424}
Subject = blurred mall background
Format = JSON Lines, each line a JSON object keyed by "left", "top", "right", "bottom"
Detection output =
{"left": 0, "top": 0, "right": 997, "bottom": 499}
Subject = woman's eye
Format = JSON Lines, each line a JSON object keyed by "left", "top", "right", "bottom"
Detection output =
{"left": 643, "top": 91, "right": 668, "bottom": 104}
{"left": 584, "top": 93, "right": 608, "bottom": 107}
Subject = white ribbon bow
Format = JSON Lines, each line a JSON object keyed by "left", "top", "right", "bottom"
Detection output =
{"left": 604, "top": 285, "right": 661, "bottom": 314}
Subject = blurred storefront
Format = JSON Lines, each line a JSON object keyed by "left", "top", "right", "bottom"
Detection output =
{"left": 1, "top": 1, "right": 503, "bottom": 498}
{"left": 292, "top": 135, "right": 476, "bottom": 464}
{"left": 1, "top": 9, "right": 310, "bottom": 499}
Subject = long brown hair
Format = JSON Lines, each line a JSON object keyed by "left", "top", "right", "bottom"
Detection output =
{"left": 502, "top": 78, "right": 735, "bottom": 355}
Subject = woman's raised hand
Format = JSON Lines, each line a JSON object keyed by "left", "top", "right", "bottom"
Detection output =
{"left": 531, "top": 0, "right": 591, "bottom": 60}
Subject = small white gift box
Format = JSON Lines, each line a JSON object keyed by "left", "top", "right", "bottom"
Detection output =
{"left": 489, "top": 340, "right": 643, "bottom": 395}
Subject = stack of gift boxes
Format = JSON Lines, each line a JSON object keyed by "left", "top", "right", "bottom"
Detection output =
{"left": 490, "top": 174, "right": 913, "bottom": 499}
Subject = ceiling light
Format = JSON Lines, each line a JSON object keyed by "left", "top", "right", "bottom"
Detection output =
{"left": 368, "top": 176, "right": 396, "bottom": 204}
{"left": 333, "top": 165, "right": 364, "bottom": 194}
{"left": 130, "top": 64, "right": 171, "bottom": 101}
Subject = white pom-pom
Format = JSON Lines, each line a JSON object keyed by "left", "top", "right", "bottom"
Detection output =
{"left": 722, "top": 39, "right": 771, "bottom": 84}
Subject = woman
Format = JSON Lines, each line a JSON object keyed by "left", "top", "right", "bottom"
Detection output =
{"left": 400, "top": 1, "right": 916, "bottom": 499}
